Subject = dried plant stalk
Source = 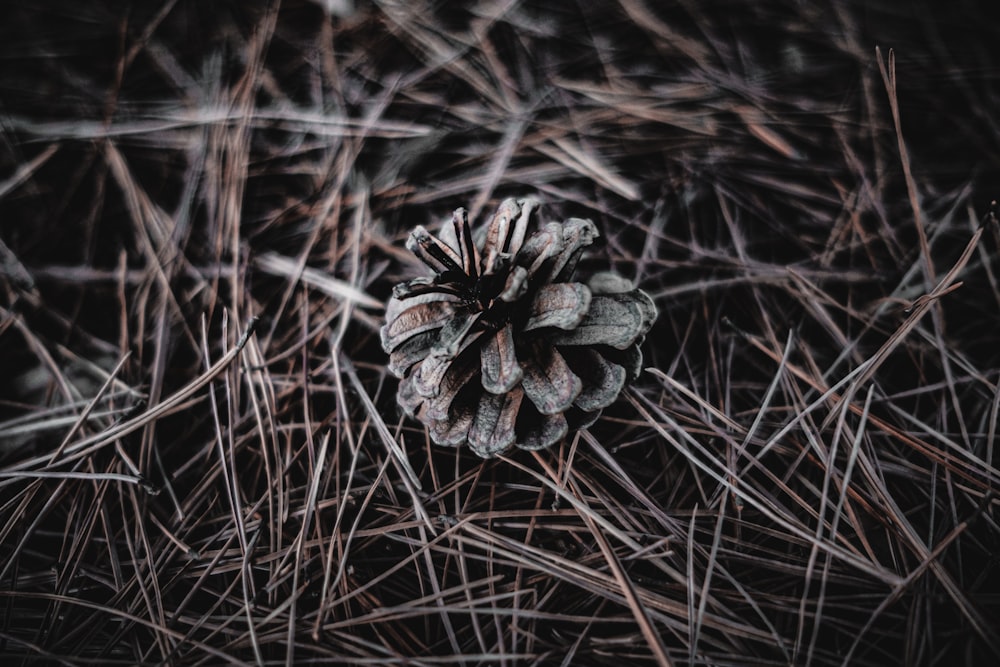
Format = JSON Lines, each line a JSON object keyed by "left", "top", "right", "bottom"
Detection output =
{"left": 382, "top": 198, "right": 656, "bottom": 457}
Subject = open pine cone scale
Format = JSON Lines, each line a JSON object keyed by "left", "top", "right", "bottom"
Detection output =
{"left": 381, "top": 198, "right": 657, "bottom": 458}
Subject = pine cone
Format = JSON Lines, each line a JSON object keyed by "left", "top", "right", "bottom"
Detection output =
{"left": 381, "top": 198, "right": 657, "bottom": 458}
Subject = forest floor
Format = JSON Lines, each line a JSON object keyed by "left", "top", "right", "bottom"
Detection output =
{"left": 1, "top": 1, "right": 999, "bottom": 665}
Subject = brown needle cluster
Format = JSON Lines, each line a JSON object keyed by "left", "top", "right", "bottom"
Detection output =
{"left": 381, "top": 198, "right": 656, "bottom": 458}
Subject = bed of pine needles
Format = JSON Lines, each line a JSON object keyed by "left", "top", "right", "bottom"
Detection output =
{"left": 2, "top": 1, "right": 999, "bottom": 665}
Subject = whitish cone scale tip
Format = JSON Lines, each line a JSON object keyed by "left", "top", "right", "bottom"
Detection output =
{"left": 382, "top": 199, "right": 658, "bottom": 458}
